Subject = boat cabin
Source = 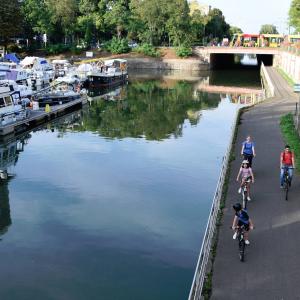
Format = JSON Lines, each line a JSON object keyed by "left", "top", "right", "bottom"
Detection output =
{"left": 0, "top": 86, "right": 27, "bottom": 126}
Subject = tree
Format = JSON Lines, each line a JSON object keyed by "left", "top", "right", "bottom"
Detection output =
{"left": 104, "top": 0, "right": 131, "bottom": 39}
{"left": 22, "top": 0, "right": 53, "bottom": 37}
{"left": 289, "top": 0, "right": 300, "bottom": 33}
{"left": 259, "top": 24, "right": 278, "bottom": 34}
{"left": 205, "top": 8, "right": 230, "bottom": 40}
{"left": 130, "top": 0, "right": 168, "bottom": 45}
{"left": 0, "top": 0, "right": 23, "bottom": 50}
{"left": 229, "top": 26, "right": 243, "bottom": 37}
{"left": 46, "top": 0, "right": 79, "bottom": 42}
{"left": 165, "top": 0, "right": 192, "bottom": 46}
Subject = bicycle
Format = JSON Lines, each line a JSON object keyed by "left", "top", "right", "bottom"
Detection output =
{"left": 282, "top": 167, "right": 293, "bottom": 201}
{"left": 241, "top": 176, "right": 252, "bottom": 209}
{"left": 232, "top": 225, "right": 247, "bottom": 262}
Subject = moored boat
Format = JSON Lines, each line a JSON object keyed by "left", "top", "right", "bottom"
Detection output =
{"left": 0, "top": 86, "right": 29, "bottom": 126}
{"left": 87, "top": 59, "right": 128, "bottom": 88}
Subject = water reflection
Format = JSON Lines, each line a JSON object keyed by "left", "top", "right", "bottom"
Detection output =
{"left": 82, "top": 80, "right": 221, "bottom": 140}
{"left": 0, "top": 135, "right": 29, "bottom": 237}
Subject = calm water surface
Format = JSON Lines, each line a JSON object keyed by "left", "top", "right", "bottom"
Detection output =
{"left": 0, "top": 70, "right": 261, "bottom": 299}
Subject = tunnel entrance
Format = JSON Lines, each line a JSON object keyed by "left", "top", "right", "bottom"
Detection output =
{"left": 210, "top": 53, "right": 273, "bottom": 69}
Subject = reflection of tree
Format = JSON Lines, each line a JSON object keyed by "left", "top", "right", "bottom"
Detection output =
{"left": 76, "top": 80, "right": 220, "bottom": 140}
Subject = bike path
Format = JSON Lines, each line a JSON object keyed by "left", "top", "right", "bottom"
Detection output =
{"left": 211, "top": 67, "right": 300, "bottom": 299}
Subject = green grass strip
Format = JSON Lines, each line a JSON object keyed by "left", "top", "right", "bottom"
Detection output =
{"left": 276, "top": 67, "right": 295, "bottom": 87}
{"left": 280, "top": 113, "right": 300, "bottom": 172}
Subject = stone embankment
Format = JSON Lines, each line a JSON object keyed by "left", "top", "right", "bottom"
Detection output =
{"left": 126, "top": 57, "right": 209, "bottom": 71}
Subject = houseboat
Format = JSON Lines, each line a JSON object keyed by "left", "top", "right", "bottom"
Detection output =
{"left": 87, "top": 59, "right": 128, "bottom": 87}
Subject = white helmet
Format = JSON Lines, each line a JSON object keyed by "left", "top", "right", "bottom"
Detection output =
{"left": 242, "top": 160, "right": 249, "bottom": 164}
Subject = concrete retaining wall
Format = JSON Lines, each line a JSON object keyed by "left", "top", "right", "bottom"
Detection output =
{"left": 274, "top": 51, "right": 300, "bottom": 83}
{"left": 126, "top": 58, "right": 209, "bottom": 71}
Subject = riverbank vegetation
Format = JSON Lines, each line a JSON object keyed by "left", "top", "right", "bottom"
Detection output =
{"left": 276, "top": 68, "right": 295, "bottom": 87}
{"left": 280, "top": 113, "right": 300, "bottom": 171}
{"left": 0, "top": 0, "right": 235, "bottom": 58}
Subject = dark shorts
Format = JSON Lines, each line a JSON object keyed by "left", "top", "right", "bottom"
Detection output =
{"left": 238, "top": 221, "right": 249, "bottom": 231}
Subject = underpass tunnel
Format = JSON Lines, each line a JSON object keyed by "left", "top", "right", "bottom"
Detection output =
{"left": 210, "top": 53, "right": 274, "bottom": 69}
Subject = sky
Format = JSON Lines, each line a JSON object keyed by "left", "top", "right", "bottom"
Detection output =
{"left": 205, "top": 0, "right": 292, "bottom": 34}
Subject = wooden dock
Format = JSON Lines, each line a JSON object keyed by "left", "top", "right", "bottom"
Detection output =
{"left": 0, "top": 97, "right": 87, "bottom": 137}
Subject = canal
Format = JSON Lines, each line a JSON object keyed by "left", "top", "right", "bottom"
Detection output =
{"left": 0, "top": 67, "right": 261, "bottom": 299}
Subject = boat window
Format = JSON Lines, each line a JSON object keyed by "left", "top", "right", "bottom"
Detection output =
{"left": 4, "top": 96, "right": 12, "bottom": 106}
{"left": 0, "top": 97, "right": 5, "bottom": 108}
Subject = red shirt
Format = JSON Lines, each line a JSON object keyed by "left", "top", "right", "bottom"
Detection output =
{"left": 281, "top": 151, "right": 294, "bottom": 165}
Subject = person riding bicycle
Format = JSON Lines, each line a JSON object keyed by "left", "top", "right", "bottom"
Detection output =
{"left": 280, "top": 144, "right": 295, "bottom": 188}
{"left": 236, "top": 160, "right": 255, "bottom": 201}
{"left": 241, "top": 135, "right": 256, "bottom": 168}
{"left": 232, "top": 203, "right": 254, "bottom": 245}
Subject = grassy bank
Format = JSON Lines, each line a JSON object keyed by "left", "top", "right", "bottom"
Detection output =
{"left": 280, "top": 113, "right": 300, "bottom": 171}
{"left": 276, "top": 67, "right": 295, "bottom": 87}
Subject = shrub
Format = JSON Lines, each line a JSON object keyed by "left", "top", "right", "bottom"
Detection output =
{"left": 45, "top": 44, "right": 71, "bottom": 55}
{"left": 175, "top": 45, "right": 193, "bottom": 58}
{"left": 135, "top": 43, "right": 160, "bottom": 57}
{"left": 6, "top": 43, "right": 21, "bottom": 53}
{"left": 105, "top": 37, "right": 130, "bottom": 54}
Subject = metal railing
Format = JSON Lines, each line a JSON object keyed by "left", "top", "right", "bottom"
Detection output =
{"left": 260, "top": 62, "right": 275, "bottom": 98}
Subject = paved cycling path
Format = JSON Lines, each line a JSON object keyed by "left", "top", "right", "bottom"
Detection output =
{"left": 211, "top": 67, "right": 300, "bottom": 299}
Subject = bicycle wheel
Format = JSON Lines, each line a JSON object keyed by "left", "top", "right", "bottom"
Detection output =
{"left": 239, "top": 239, "right": 245, "bottom": 262}
{"left": 285, "top": 180, "right": 289, "bottom": 201}
{"left": 242, "top": 190, "right": 247, "bottom": 209}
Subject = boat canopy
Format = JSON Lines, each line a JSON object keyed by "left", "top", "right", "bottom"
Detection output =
{"left": 104, "top": 59, "right": 127, "bottom": 67}
{"left": 77, "top": 63, "right": 93, "bottom": 72}
{"left": 20, "top": 57, "right": 51, "bottom": 69}
{"left": 3, "top": 53, "right": 21, "bottom": 64}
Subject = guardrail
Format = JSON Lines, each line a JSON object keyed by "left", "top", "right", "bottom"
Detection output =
{"left": 260, "top": 62, "right": 275, "bottom": 98}
{"left": 188, "top": 95, "right": 266, "bottom": 300}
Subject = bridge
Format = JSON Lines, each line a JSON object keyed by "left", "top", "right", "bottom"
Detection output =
{"left": 194, "top": 46, "right": 281, "bottom": 68}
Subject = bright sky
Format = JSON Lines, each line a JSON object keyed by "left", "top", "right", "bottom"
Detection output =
{"left": 205, "top": 0, "right": 292, "bottom": 33}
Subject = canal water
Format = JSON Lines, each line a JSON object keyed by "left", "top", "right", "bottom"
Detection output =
{"left": 0, "top": 68, "right": 261, "bottom": 300}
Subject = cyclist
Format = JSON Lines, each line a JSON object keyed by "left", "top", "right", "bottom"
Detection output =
{"left": 280, "top": 144, "right": 295, "bottom": 188}
{"left": 236, "top": 160, "right": 255, "bottom": 201}
{"left": 232, "top": 203, "right": 254, "bottom": 245}
{"left": 241, "top": 135, "right": 256, "bottom": 168}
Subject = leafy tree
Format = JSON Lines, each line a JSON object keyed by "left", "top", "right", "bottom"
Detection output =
{"left": 130, "top": 0, "right": 168, "bottom": 45}
{"left": 46, "top": 0, "right": 79, "bottom": 42}
{"left": 259, "top": 24, "right": 278, "bottom": 34}
{"left": 229, "top": 26, "right": 243, "bottom": 37}
{"left": 22, "top": 0, "right": 53, "bottom": 36}
{"left": 0, "top": 0, "right": 23, "bottom": 50}
{"left": 190, "top": 9, "right": 206, "bottom": 44}
{"left": 104, "top": 0, "right": 131, "bottom": 39}
{"left": 78, "top": 0, "right": 106, "bottom": 44}
{"left": 165, "top": 0, "right": 192, "bottom": 46}
{"left": 205, "top": 8, "right": 230, "bottom": 40}
{"left": 289, "top": 0, "right": 300, "bottom": 33}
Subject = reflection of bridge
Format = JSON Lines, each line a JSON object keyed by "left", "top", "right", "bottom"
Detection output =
{"left": 194, "top": 47, "right": 280, "bottom": 68}
{"left": 196, "top": 83, "right": 264, "bottom": 105}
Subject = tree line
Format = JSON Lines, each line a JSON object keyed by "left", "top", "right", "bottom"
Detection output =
{"left": 0, "top": 0, "right": 234, "bottom": 49}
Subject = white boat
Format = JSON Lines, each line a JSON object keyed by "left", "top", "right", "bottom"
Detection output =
{"left": 0, "top": 80, "right": 32, "bottom": 98}
{"left": 0, "top": 63, "right": 29, "bottom": 83}
{"left": 20, "top": 56, "right": 54, "bottom": 86}
{"left": 0, "top": 86, "right": 29, "bottom": 126}
{"left": 52, "top": 59, "right": 72, "bottom": 77}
